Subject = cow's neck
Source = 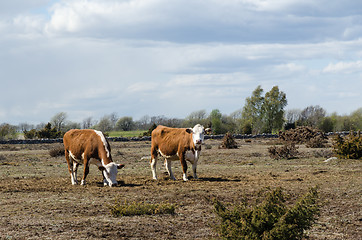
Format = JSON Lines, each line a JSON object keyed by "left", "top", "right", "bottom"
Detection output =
{"left": 100, "top": 152, "right": 113, "bottom": 165}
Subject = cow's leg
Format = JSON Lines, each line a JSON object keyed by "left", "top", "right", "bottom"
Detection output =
{"left": 150, "top": 157, "right": 158, "bottom": 180}
{"left": 179, "top": 153, "right": 188, "bottom": 181}
{"left": 164, "top": 159, "right": 176, "bottom": 180}
{"left": 81, "top": 157, "right": 90, "bottom": 185}
{"left": 73, "top": 162, "right": 79, "bottom": 185}
{"left": 65, "top": 151, "right": 78, "bottom": 185}
{"left": 150, "top": 147, "right": 158, "bottom": 180}
{"left": 192, "top": 161, "right": 198, "bottom": 179}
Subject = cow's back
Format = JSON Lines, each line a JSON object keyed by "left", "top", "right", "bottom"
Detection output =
{"left": 64, "top": 129, "right": 98, "bottom": 156}
{"left": 151, "top": 126, "right": 192, "bottom": 156}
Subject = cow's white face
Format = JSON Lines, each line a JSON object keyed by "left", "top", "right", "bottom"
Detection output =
{"left": 101, "top": 162, "right": 124, "bottom": 187}
{"left": 190, "top": 124, "right": 209, "bottom": 146}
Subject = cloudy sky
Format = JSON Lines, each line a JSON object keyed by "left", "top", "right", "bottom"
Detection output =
{"left": 1, "top": 0, "right": 361, "bottom": 125}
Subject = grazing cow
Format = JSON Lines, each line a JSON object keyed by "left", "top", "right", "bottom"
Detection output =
{"left": 63, "top": 129, "right": 124, "bottom": 187}
{"left": 150, "top": 124, "right": 211, "bottom": 181}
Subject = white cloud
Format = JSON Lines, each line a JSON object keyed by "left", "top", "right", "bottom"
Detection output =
{"left": 127, "top": 82, "right": 159, "bottom": 93}
{"left": 168, "top": 72, "right": 251, "bottom": 87}
{"left": 1, "top": 0, "right": 362, "bottom": 124}
{"left": 274, "top": 63, "right": 306, "bottom": 73}
{"left": 323, "top": 61, "right": 362, "bottom": 74}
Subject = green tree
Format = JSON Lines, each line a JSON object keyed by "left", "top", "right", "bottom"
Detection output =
{"left": 242, "top": 85, "right": 265, "bottom": 134}
{"left": 116, "top": 117, "right": 135, "bottom": 131}
{"left": 350, "top": 108, "right": 362, "bottom": 130}
{"left": 210, "top": 109, "right": 223, "bottom": 134}
{"left": 242, "top": 86, "right": 287, "bottom": 134}
{"left": 318, "top": 116, "right": 335, "bottom": 132}
{"left": 96, "top": 115, "right": 113, "bottom": 132}
{"left": 263, "top": 86, "right": 287, "bottom": 133}
{"left": 0, "top": 123, "right": 17, "bottom": 140}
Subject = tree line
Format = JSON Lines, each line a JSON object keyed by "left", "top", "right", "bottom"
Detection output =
{"left": 0, "top": 85, "right": 361, "bottom": 140}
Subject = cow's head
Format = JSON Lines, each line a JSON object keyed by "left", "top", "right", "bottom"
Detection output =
{"left": 187, "top": 124, "right": 211, "bottom": 146}
{"left": 99, "top": 162, "right": 125, "bottom": 187}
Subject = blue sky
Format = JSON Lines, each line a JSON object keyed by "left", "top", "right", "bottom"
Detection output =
{"left": 1, "top": 0, "right": 361, "bottom": 125}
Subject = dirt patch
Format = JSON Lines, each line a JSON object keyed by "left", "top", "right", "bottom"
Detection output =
{"left": 0, "top": 139, "right": 361, "bottom": 239}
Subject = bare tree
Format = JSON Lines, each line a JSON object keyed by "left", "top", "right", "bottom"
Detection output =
{"left": 285, "top": 109, "right": 302, "bottom": 124}
{"left": 82, "top": 117, "right": 95, "bottom": 129}
{"left": 51, "top": 112, "right": 67, "bottom": 132}
{"left": 299, "top": 105, "right": 326, "bottom": 128}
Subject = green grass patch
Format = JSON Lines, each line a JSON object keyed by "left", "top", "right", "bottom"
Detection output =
{"left": 106, "top": 130, "right": 146, "bottom": 138}
{"left": 109, "top": 200, "right": 176, "bottom": 217}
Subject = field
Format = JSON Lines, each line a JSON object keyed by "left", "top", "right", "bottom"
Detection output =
{"left": 0, "top": 138, "right": 361, "bottom": 239}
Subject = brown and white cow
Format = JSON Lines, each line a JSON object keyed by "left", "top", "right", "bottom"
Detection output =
{"left": 63, "top": 129, "right": 124, "bottom": 187}
{"left": 150, "top": 124, "right": 211, "bottom": 181}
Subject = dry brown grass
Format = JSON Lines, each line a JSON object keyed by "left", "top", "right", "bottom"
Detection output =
{"left": 0, "top": 139, "right": 361, "bottom": 239}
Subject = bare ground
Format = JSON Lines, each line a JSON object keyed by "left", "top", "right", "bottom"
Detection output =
{"left": 0, "top": 139, "right": 361, "bottom": 239}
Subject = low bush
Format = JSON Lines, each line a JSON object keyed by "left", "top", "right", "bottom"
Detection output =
{"left": 306, "top": 134, "right": 329, "bottom": 148}
{"left": 333, "top": 131, "right": 362, "bottom": 159}
{"left": 24, "top": 123, "right": 62, "bottom": 139}
{"left": 213, "top": 187, "right": 319, "bottom": 240}
{"left": 142, "top": 123, "right": 158, "bottom": 137}
{"left": 49, "top": 147, "right": 64, "bottom": 157}
{"left": 268, "top": 142, "right": 299, "bottom": 160}
{"left": 109, "top": 200, "right": 176, "bottom": 217}
{"left": 219, "top": 132, "right": 238, "bottom": 149}
{"left": 279, "top": 126, "right": 327, "bottom": 146}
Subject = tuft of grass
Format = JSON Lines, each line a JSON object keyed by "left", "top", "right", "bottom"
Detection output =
{"left": 109, "top": 200, "right": 176, "bottom": 217}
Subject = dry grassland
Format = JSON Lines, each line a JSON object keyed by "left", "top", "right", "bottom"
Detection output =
{"left": 0, "top": 138, "right": 361, "bottom": 239}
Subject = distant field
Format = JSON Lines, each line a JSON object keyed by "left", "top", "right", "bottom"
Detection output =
{"left": 107, "top": 130, "right": 146, "bottom": 137}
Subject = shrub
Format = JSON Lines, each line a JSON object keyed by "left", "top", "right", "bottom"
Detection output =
{"left": 142, "top": 123, "right": 158, "bottom": 137}
{"left": 0, "top": 123, "right": 17, "bottom": 140}
{"left": 213, "top": 187, "right": 319, "bottom": 240}
{"left": 37, "top": 123, "right": 62, "bottom": 139}
{"left": 305, "top": 134, "right": 329, "bottom": 148}
{"left": 268, "top": 142, "right": 299, "bottom": 160}
{"left": 24, "top": 123, "right": 62, "bottom": 139}
{"left": 333, "top": 131, "right": 362, "bottom": 159}
{"left": 220, "top": 132, "right": 238, "bottom": 149}
{"left": 49, "top": 147, "right": 64, "bottom": 157}
{"left": 109, "top": 200, "right": 176, "bottom": 217}
{"left": 24, "top": 129, "right": 37, "bottom": 139}
{"left": 279, "top": 126, "right": 327, "bottom": 144}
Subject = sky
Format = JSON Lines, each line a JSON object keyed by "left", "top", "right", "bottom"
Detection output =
{"left": 1, "top": 0, "right": 361, "bottom": 125}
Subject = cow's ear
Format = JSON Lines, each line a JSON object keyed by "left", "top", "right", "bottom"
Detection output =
{"left": 186, "top": 128, "right": 193, "bottom": 134}
{"left": 98, "top": 166, "right": 106, "bottom": 171}
{"left": 205, "top": 128, "right": 212, "bottom": 135}
{"left": 117, "top": 164, "right": 125, "bottom": 169}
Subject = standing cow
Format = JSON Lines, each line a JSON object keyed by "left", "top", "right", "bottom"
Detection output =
{"left": 63, "top": 129, "right": 124, "bottom": 187}
{"left": 150, "top": 124, "right": 211, "bottom": 181}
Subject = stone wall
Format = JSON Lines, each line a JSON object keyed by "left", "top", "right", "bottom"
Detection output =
{"left": 0, "top": 131, "right": 351, "bottom": 144}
